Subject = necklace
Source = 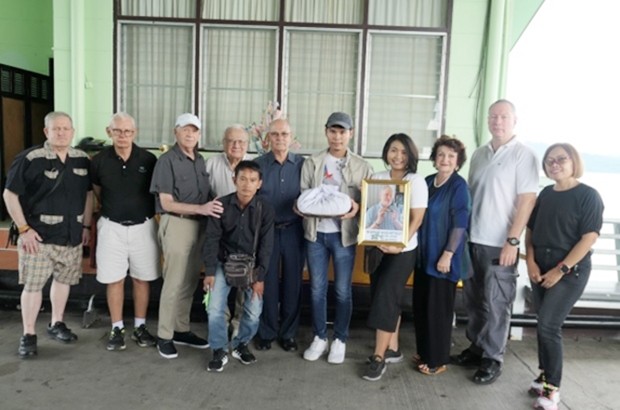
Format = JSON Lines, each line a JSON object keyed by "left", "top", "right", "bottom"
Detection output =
{"left": 433, "top": 175, "right": 449, "bottom": 188}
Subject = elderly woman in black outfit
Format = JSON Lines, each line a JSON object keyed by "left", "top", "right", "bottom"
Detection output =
{"left": 525, "top": 143, "right": 604, "bottom": 410}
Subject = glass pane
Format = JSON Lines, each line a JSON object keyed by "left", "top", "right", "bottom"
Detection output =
{"left": 364, "top": 33, "right": 444, "bottom": 156}
{"left": 202, "top": 0, "right": 279, "bottom": 21}
{"left": 285, "top": 0, "right": 363, "bottom": 24}
{"left": 120, "top": 0, "right": 196, "bottom": 18}
{"left": 285, "top": 30, "right": 359, "bottom": 153}
{"left": 119, "top": 24, "right": 194, "bottom": 146}
{"left": 200, "top": 27, "right": 277, "bottom": 149}
{"left": 369, "top": 0, "right": 447, "bottom": 28}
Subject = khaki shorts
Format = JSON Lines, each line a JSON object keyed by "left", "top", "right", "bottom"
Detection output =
{"left": 95, "top": 217, "right": 161, "bottom": 284}
{"left": 18, "top": 242, "right": 83, "bottom": 292}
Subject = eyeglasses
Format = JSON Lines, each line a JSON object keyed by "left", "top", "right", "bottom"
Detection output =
{"left": 110, "top": 128, "right": 135, "bottom": 136}
{"left": 544, "top": 156, "right": 571, "bottom": 167}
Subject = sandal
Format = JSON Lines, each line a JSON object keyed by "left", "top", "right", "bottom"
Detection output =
{"left": 417, "top": 363, "right": 447, "bottom": 375}
{"left": 411, "top": 353, "right": 422, "bottom": 365}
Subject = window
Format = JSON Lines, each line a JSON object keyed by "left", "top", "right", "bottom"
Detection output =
{"left": 116, "top": 0, "right": 450, "bottom": 155}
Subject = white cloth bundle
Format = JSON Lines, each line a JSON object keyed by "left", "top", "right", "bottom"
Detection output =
{"left": 297, "top": 185, "right": 351, "bottom": 216}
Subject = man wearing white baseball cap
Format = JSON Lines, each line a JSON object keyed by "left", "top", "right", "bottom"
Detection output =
{"left": 150, "top": 113, "right": 224, "bottom": 359}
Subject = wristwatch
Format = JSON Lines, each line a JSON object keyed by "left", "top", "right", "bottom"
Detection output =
{"left": 506, "top": 237, "right": 520, "bottom": 246}
{"left": 557, "top": 262, "right": 571, "bottom": 275}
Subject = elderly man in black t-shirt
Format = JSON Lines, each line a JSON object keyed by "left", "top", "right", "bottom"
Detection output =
{"left": 90, "top": 112, "right": 160, "bottom": 352}
{"left": 3, "top": 111, "right": 93, "bottom": 359}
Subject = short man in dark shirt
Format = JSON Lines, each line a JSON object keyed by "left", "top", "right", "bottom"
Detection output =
{"left": 3, "top": 111, "right": 93, "bottom": 358}
{"left": 202, "top": 160, "right": 275, "bottom": 372}
{"left": 254, "top": 119, "right": 305, "bottom": 352}
{"left": 90, "top": 112, "right": 160, "bottom": 351}
{"left": 150, "top": 113, "right": 223, "bottom": 359}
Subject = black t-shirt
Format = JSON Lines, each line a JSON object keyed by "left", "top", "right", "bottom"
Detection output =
{"left": 528, "top": 183, "right": 604, "bottom": 252}
{"left": 5, "top": 142, "right": 92, "bottom": 246}
{"left": 90, "top": 144, "right": 157, "bottom": 222}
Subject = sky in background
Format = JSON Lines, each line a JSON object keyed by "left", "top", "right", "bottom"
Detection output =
{"left": 507, "top": 0, "right": 620, "bottom": 157}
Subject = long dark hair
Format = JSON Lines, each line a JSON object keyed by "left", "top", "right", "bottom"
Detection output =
{"left": 381, "top": 133, "right": 419, "bottom": 174}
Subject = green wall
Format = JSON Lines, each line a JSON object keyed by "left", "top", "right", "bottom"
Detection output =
{"left": 44, "top": 0, "right": 542, "bottom": 172}
{"left": 0, "top": 0, "right": 53, "bottom": 75}
{"left": 53, "top": 0, "right": 113, "bottom": 143}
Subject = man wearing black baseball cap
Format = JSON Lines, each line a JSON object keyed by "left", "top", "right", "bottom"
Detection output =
{"left": 299, "top": 111, "right": 373, "bottom": 365}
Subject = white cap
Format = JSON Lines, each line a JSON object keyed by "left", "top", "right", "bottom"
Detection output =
{"left": 175, "top": 113, "right": 201, "bottom": 130}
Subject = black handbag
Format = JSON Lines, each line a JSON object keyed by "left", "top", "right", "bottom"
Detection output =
{"left": 223, "top": 202, "right": 262, "bottom": 288}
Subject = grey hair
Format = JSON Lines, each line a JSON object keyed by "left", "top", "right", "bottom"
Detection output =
{"left": 222, "top": 124, "right": 249, "bottom": 142}
{"left": 108, "top": 112, "right": 136, "bottom": 129}
{"left": 44, "top": 111, "right": 73, "bottom": 128}
{"left": 488, "top": 99, "right": 517, "bottom": 116}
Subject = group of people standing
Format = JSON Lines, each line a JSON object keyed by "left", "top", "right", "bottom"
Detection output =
{"left": 4, "top": 99, "right": 603, "bottom": 410}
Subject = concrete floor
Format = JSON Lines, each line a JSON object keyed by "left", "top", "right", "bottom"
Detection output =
{"left": 0, "top": 308, "right": 619, "bottom": 410}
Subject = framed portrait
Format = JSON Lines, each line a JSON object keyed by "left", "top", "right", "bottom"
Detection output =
{"left": 358, "top": 179, "right": 411, "bottom": 247}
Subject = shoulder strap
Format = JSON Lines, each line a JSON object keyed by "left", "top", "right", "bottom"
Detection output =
{"left": 252, "top": 200, "right": 262, "bottom": 256}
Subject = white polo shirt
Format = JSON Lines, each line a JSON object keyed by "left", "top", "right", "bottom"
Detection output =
{"left": 468, "top": 138, "right": 539, "bottom": 247}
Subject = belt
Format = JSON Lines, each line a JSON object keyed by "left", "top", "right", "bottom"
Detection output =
{"left": 165, "top": 212, "right": 202, "bottom": 221}
{"left": 106, "top": 216, "right": 150, "bottom": 226}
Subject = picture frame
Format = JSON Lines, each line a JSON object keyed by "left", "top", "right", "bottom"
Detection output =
{"left": 358, "top": 179, "right": 411, "bottom": 247}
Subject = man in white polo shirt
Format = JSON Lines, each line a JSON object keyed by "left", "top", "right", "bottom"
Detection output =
{"left": 453, "top": 99, "right": 538, "bottom": 385}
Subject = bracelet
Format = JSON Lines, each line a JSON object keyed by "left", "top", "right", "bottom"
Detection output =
{"left": 18, "top": 224, "right": 31, "bottom": 234}
{"left": 83, "top": 225, "right": 91, "bottom": 230}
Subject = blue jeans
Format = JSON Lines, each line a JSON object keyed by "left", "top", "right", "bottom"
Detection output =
{"left": 207, "top": 263, "right": 263, "bottom": 351}
{"left": 306, "top": 232, "right": 356, "bottom": 342}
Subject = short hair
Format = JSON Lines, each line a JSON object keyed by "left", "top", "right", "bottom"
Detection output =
{"left": 222, "top": 124, "right": 249, "bottom": 142}
{"left": 488, "top": 99, "right": 517, "bottom": 116}
{"left": 542, "top": 142, "right": 584, "bottom": 179}
{"left": 234, "top": 160, "right": 262, "bottom": 179}
{"left": 429, "top": 135, "right": 467, "bottom": 170}
{"left": 108, "top": 112, "right": 136, "bottom": 129}
{"left": 44, "top": 111, "right": 73, "bottom": 128}
{"left": 268, "top": 118, "right": 291, "bottom": 133}
{"left": 381, "top": 133, "right": 419, "bottom": 174}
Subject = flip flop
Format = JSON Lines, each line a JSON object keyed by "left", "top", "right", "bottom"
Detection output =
{"left": 417, "top": 363, "right": 448, "bottom": 375}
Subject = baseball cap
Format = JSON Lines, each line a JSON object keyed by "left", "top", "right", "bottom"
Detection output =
{"left": 325, "top": 112, "right": 353, "bottom": 129}
{"left": 175, "top": 113, "right": 201, "bottom": 130}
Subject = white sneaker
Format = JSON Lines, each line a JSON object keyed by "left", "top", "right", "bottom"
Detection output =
{"left": 528, "top": 373, "right": 545, "bottom": 396}
{"left": 303, "top": 336, "right": 329, "bottom": 361}
{"left": 327, "top": 339, "right": 346, "bottom": 364}
{"left": 534, "top": 385, "right": 560, "bottom": 410}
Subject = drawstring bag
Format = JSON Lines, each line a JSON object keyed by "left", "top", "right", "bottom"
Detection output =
{"left": 297, "top": 185, "right": 351, "bottom": 216}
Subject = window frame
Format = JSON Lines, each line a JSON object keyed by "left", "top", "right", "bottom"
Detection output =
{"left": 113, "top": 0, "right": 453, "bottom": 156}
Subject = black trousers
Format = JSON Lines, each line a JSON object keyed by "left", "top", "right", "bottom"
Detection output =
{"left": 413, "top": 271, "right": 457, "bottom": 368}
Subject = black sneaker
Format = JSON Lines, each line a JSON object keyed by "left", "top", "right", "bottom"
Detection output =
{"left": 173, "top": 331, "right": 209, "bottom": 349}
{"left": 207, "top": 349, "right": 229, "bottom": 372}
{"left": 132, "top": 324, "right": 156, "bottom": 347}
{"left": 232, "top": 343, "right": 256, "bottom": 365}
{"left": 47, "top": 321, "right": 78, "bottom": 343}
{"left": 106, "top": 327, "right": 126, "bottom": 351}
{"left": 363, "top": 355, "right": 386, "bottom": 381}
{"left": 157, "top": 338, "right": 178, "bottom": 359}
{"left": 18, "top": 334, "right": 37, "bottom": 359}
{"left": 367, "top": 348, "right": 403, "bottom": 364}
{"left": 451, "top": 348, "right": 482, "bottom": 368}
